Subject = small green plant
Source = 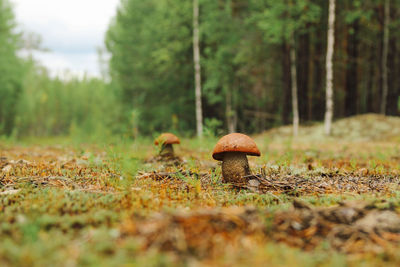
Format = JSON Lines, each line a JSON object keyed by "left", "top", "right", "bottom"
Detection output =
{"left": 203, "top": 118, "right": 223, "bottom": 138}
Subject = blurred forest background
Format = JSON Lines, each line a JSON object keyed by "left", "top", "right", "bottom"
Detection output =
{"left": 0, "top": 0, "right": 399, "bottom": 140}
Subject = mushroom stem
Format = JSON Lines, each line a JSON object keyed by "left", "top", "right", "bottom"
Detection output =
{"left": 221, "top": 152, "right": 251, "bottom": 183}
{"left": 160, "top": 144, "right": 174, "bottom": 157}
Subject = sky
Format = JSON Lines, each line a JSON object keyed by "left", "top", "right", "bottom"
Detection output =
{"left": 12, "top": 0, "right": 120, "bottom": 78}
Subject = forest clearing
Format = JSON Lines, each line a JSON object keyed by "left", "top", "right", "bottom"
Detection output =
{"left": 1, "top": 115, "right": 400, "bottom": 266}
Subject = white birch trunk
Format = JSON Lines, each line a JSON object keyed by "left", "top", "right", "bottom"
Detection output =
{"left": 380, "top": 0, "right": 390, "bottom": 115}
{"left": 290, "top": 34, "right": 299, "bottom": 137}
{"left": 193, "top": 0, "right": 203, "bottom": 137}
{"left": 324, "top": 0, "right": 336, "bottom": 135}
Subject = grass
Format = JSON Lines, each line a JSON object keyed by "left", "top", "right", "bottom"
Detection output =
{"left": 1, "top": 115, "right": 400, "bottom": 266}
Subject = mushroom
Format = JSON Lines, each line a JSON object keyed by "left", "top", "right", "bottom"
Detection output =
{"left": 212, "top": 133, "right": 260, "bottom": 183}
{"left": 154, "top": 133, "right": 180, "bottom": 157}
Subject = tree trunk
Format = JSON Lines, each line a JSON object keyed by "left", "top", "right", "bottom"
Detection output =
{"left": 387, "top": 18, "right": 398, "bottom": 115}
{"left": 307, "top": 31, "right": 314, "bottom": 121}
{"left": 298, "top": 32, "right": 310, "bottom": 122}
{"left": 281, "top": 42, "right": 292, "bottom": 125}
{"left": 193, "top": 0, "right": 203, "bottom": 137}
{"left": 380, "top": 0, "right": 390, "bottom": 114}
{"left": 345, "top": 20, "right": 359, "bottom": 116}
{"left": 324, "top": 0, "right": 335, "bottom": 136}
{"left": 313, "top": 25, "right": 325, "bottom": 121}
{"left": 290, "top": 34, "right": 299, "bottom": 137}
{"left": 366, "top": 46, "right": 375, "bottom": 113}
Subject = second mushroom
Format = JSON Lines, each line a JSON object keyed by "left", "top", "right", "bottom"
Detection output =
{"left": 212, "top": 133, "right": 260, "bottom": 184}
{"left": 154, "top": 133, "right": 180, "bottom": 158}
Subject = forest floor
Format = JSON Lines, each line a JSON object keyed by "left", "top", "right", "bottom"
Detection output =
{"left": 1, "top": 114, "right": 400, "bottom": 266}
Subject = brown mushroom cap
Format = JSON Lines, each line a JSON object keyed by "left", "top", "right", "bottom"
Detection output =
{"left": 212, "top": 133, "right": 261, "bottom": 161}
{"left": 154, "top": 133, "right": 180, "bottom": 146}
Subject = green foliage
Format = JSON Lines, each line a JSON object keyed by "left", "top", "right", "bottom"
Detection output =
{"left": 1, "top": 0, "right": 400, "bottom": 139}
{"left": 0, "top": 0, "right": 126, "bottom": 141}
{"left": 0, "top": 1, "right": 122, "bottom": 140}
{"left": 201, "top": 0, "right": 243, "bottom": 115}
{"left": 0, "top": 0, "right": 23, "bottom": 135}
{"left": 11, "top": 60, "right": 121, "bottom": 141}
{"left": 106, "top": 0, "right": 196, "bottom": 135}
{"left": 105, "top": 0, "right": 400, "bottom": 136}
{"left": 256, "top": 0, "right": 321, "bottom": 43}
